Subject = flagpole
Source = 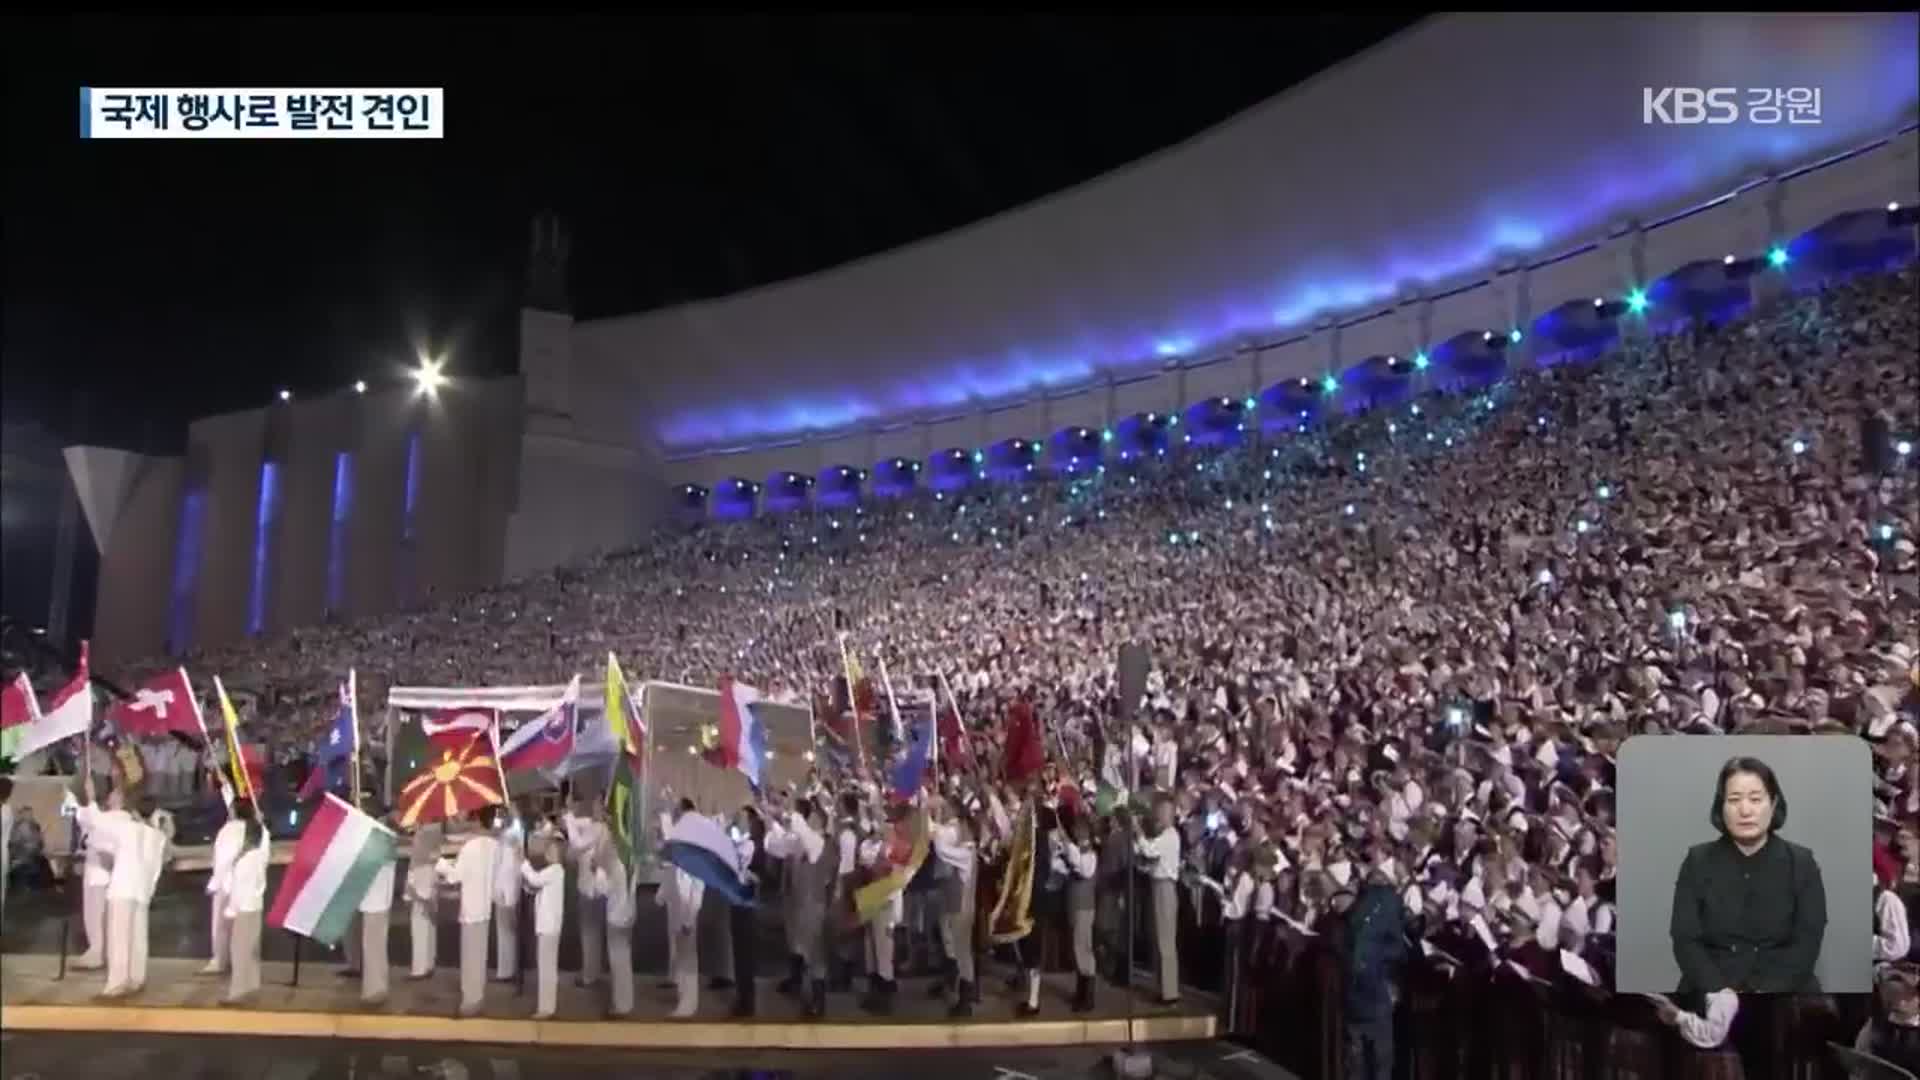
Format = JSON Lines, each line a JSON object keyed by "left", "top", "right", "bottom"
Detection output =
{"left": 936, "top": 670, "right": 964, "bottom": 785}
{"left": 348, "top": 669, "right": 362, "bottom": 808}
{"left": 878, "top": 657, "right": 905, "bottom": 749}
{"left": 837, "top": 633, "right": 869, "bottom": 779}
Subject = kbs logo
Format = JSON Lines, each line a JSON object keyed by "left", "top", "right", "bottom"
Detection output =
{"left": 1643, "top": 87, "right": 1738, "bottom": 125}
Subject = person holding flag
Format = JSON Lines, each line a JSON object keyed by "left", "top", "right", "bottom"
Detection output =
{"left": 563, "top": 795, "right": 611, "bottom": 990}
{"left": 199, "top": 796, "right": 256, "bottom": 977}
{"left": 436, "top": 804, "right": 503, "bottom": 1018}
{"left": 222, "top": 812, "right": 271, "bottom": 1005}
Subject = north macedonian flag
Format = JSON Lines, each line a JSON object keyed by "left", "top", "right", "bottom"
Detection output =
{"left": 396, "top": 730, "right": 505, "bottom": 829}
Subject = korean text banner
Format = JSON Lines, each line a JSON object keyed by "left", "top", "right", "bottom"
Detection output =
{"left": 80, "top": 88, "right": 444, "bottom": 140}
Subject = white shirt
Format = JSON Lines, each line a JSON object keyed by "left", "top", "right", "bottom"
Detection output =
{"left": 493, "top": 834, "right": 523, "bottom": 907}
{"left": 96, "top": 811, "right": 150, "bottom": 901}
{"left": 1152, "top": 740, "right": 1178, "bottom": 788}
{"left": 359, "top": 859, "right": 396, "bottom": 914}
{"left": 602, "top": 858, "right": 636, "bottom": 928}
{"left": 208, "top": 819, "right": 248, "bottom": 896}
{"left": 521, "top": 861, "right": 566, "bottom": 935}
{"left": 438, "top": 834, "right": 499, "bottom": 925}
{"left": 1057, "top": 839, "right": 1097, "bottom": 879}
{"left": 932, "top": 821, "right": 976, "bottom": 882}
{"left": 765, "top": 813, "right": 825, "bottom": 864}
{"left": 76, "top": 805, "right": 129, "bottom": 888}
{"left": 1673, "top": 989, "right": 1739, "bottom": 1049}
{"left": 837, "top": 827, "right": 860, "bottom": 876}
{"left": 1135, "top": 827, "right": 1182, "bottom": 881}
{"left": 563, "top": 813, "right": 610, "bottom": 896}
{"left": 1876, "top": 888, "right": 1912, "bottom": 963}
{"left": 226, "top": 841, "right": 270, "bottom": 917}
{"left": 1218, "top": 873, "right": 1255, "bottom": 920}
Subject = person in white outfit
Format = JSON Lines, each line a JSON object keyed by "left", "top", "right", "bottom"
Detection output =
{"left": 929, "top": 795, "right": 979, "bottom": 1018}
{"left": 436, "top": 806, "right": 501, "bottom": 1017}
{"left": 358, "top": 823, "right": 398, "bottom": 1006}
{"left": 492, "top": 819, "right": 524, "bottom": 981}
{"left": 1135, "top": 795, "right": 1184, "bottom": 1005}
{"left": 597, "top": 834, "right": 637, "bottom": 1017}
{"left": 72, "top": 782, "right": 129, "bottom": 970}
{"left": 657, "top": 799, "right": 706, "bottom": 1018}
{"left": 0, "top": 778, "right": 15, "bottom": 918}
{"left": 101, "top": 800, "right": 166, "bottom": 998}
{"left": 405, "top": 820, "right": 444, "bottom": 979}
{"left": 520, "top": 833, "right": 565, "bottom": 1020}
{"left": 223, "top": 818, "right": 270, "bottom": 1004}
{"left": 200, "top": 798, "right": 254, "bottom": 976}
{"left": 563, "top": 799, "right": 611, "bottom": 988}
{"left": 858, "top": 808, "right": 903, "bottom": 1015}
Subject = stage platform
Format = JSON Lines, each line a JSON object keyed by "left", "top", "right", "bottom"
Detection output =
{"left": 0, "top": 953, "right": 1216, "bottom": 1050}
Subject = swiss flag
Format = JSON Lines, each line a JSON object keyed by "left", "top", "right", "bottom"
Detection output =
{"left": 107, "top": 668, "right": 204, "bottom": 738}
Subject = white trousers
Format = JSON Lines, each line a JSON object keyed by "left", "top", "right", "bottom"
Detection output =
{"left": 228, "top": 910, "right": 262, "bottom": 999}
{"left": 608, "top": 923, "right": 634, "bottom": 1016}
{"left": 361, "top": 909, "right": 391, "bottom": 1002}
{"left": 105, "top": 899, "right": 149, "bottom": 993}
{"left": 79, "top": 884, "right": 109, "bottom": 966}
{"left": 867, "top": 915, "right": 896, "bottom": 980}
{"left": 576, "top": 895, "right": 605, "bottom": 984}
{"left": 459, "top": 920, "right": 487, "bottom": 1011}
{"left": 670, "top": 924, "right": 698, "bottom": 1016}
{"left": 494, "top": 901, "right": 518, "bottom": 978}
{"left": 534, "top": 931, "right": 559, "bottom": 1017}
{"left": 409, "top": 898, "right": 436, "bottom": 976}
{"left": 207, "top": 891, "right": 232, "bottom": 972}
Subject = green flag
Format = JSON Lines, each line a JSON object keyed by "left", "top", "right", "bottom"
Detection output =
{"left": 604, "top": 654, "right": 647, "bottom": 869}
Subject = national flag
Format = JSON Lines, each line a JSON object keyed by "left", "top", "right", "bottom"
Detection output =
{"left": 299, "top": 676, "right": 359, "bottom": 801}
{"left": 16, "top": 641, "right": 93, "bottom": 759}
{"left": 889, "top": 700, "right": 934, "bottom": 802}
{"left": 267, "top": 793, "right": 398, "bottom": 947}
{"left": 214, "top": 675, "right": 261, "bottom": 802}
{"left": 499, "top": 676, "right": 578, "bottom": 773}
{"left": 852, "top": 806, "right": 930, "bottom": 925}
{"left": 986, "top": 801, "right": 1037, "bottom": 944}
{"left": 395, "top": 730, "right": 505, "bottom": 829}
{"left": 1002, "top": 698, "right": 1046, "bottom": 783}
{"left": 2, "top": 672, "right": 42, "bottom": 730}
{"left": 605, "top": 654, "right": 646, "bottom": 870}
{"left": 661, "top": 809, "right": 753, "bottom": 907}
{"left": 422, "top": 708, "right": 497, "bottom": 754}
{"left": 938, "top": 702, "right": 973, "bottom": 770}
{"left": 715, "top": 675, "right": 769, "bottom": 793}
{"left": 106, "top": 667, "right": 204, "bottom": 738}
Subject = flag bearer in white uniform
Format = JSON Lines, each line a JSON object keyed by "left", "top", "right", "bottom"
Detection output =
{"left": 201, "top": 798, "right": 254, "bottom": 975}
{"left": 101, "top": 801, "right": 165, "bottom": 998}
{"left": 520, "top": 833, "right": 566, "bottom": 1020}
{"left": 564, "top": 798, "right": 610, "bottom": 988}
{"left": 437, "top": 806, "right": 501, "bottom": 1017}
{"left": 658, "top": 800, "right": 706, "bottom": 1018}
{"left": 359, "top": 826, "right": 397, "bottom": 1006}
{"left": 72, "top": 781, "right": 129, "bottom": 970}
{"left": 596, "top": 834, "right": 637, "bottom": 1017}
{"left": 930, "top": 795, "right": 979, "bottom": 1018}
{"left": 405, "top": 820, "right": 443, "bottom": 978}
{"left": 492, "top": 817, "right": 524, "bottom": 981}
{"left": 858, "top": 807, "right": 903, "bottom": 1015}
{"left": 223, "top": 818, "right": 270, "bottom": 1004}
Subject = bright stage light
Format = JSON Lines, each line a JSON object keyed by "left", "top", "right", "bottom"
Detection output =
{"left": 414, "top": 357, "right": 449, "bottom": 395}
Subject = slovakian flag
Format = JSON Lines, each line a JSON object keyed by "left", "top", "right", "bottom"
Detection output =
{"left": 106, "top": 667, "right": 204, "bottom": 738}
{"left": 499, "top": 676, "right": 578, "bottom": 773}
{"left": 660, "top": 807, "right": 753, "bottom": 907}
{"left": 16, "top": 641, "right": 93, "bottom": 759}
{"left": 268, "top": 793, "right": 397, "bottom": 947}
{"left": 715, "top": 675, "right": 768, "bottom": 793}
{"left": 298, "top": 674, "right": 359, "bottom": 801}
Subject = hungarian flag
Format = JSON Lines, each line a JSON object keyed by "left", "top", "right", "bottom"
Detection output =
{"left": 395, "top": 730, "right": 505, "bottom": 829}
{"left": 107, "top": 667, "right": 204, "bottom": 738}
{"left": 268, "top": 793, "right": 397, "bottom": 947}
{"left": 604, "top": 654, "right": 646, "bottom": 870}
{"left": 1002, "top": 699, "right": 1046, "bottom": 783}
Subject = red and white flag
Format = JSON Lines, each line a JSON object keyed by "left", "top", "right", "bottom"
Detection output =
{"left": 422, "top": 707, "right": 497, "bottom": 753}
{"left": 1, "top": 672, "right": 41, "bottom": 730}
{"left": 107, "top": 667, "right": 205, "bottom": 738}
{"left": 16, "top": 641, "right": 94, "bottom": 758}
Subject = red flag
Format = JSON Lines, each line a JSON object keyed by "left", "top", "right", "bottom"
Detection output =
{"left": 106, "top": 668, "right": 204, "bottom": 737}
{"left": 396, "top": 731, "right": 506, "bottom": 829}
{"left": 423, "top": 708, "right": 496, "bottom": 754}
{"left": 938, "top": 704, "right": 973, "bottom": 769}
{"left": 1003, "top": 699, "right": 1046, "bottom": 782}
{"left": 1, "top": 672, "right": 40, "bottom": 729}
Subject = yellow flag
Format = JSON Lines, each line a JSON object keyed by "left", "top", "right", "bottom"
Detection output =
{"left": 214, "top": 675, "right": 255, "bottom": 802}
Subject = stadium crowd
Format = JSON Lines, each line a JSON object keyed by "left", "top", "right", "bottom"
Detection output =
{"left": 7, "top": 261, "right": 1919, "bottom": 1078}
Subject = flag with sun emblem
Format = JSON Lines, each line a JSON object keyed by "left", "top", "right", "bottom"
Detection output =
{"left": 395, "top": 729, "right": 505, "bottom": 829}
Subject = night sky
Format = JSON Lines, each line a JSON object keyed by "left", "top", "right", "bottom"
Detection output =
{"left": 3, "top": 14, "right": 1418, "bottom": 454}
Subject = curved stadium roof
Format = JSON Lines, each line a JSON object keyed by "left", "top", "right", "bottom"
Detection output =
{"left": 575, "top": 12, "right": 1920, "bottom": 455}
